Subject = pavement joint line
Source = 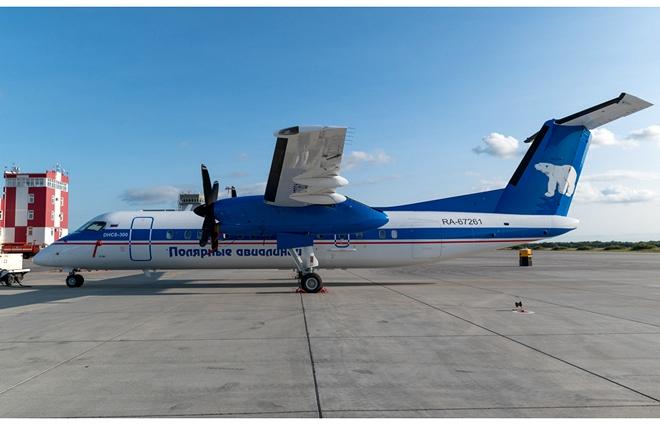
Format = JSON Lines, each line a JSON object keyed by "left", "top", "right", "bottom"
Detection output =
{"left": 346, "top": 269, "right": 660, "bottom": 405}
{"left": 429, "top": 273, "right": 660, "bottom": 331}
{"left": 0, "top": 300, "right": 185, "bottom": 398}
{"left": 324, "top": 403, "right": 660, "bottom": 413}
{"left": 382, "top": 266, "right": 660, "bottom": 332}
{"left": 436, "top": 266, "right": 660, "bottom": 305}
{"left": 4, "top": 330, "right": 660, "bottom": 344}
{"left": 300, "top": 294, "right": 323, "bottom": 418}
{"left": 35, "top": 403, "right": 660, "bottom": 418}
{"left": 42, "top": 409, "right": 319, "bottom": 418}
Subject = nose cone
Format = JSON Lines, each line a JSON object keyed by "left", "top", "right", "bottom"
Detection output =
{"left": 33, "top": 246, "right": 56, "bottom": 267}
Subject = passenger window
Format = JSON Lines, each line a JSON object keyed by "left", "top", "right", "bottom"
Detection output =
{"left": 354, "top": 232, "right": 364, "bottom": 239}
{"left": 184, "top": 230, "right": 192, "bottom": 240}
{"left": 166, "top": 230, "right": 173, "bottom": 240}
{"left": 378, "top": 230, "right": 386, "bottom": 239}
{"left": 391, "top": 230, "right": 398, "bottom": 239}
{"left": 84, "top": 222, "right": 106, "bottom": 232}
{"left": 197, "top": 230, "right": 202, "bottom": 240}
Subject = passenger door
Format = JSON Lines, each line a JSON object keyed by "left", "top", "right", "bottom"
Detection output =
{"left": 129, "top": 217, "right": 153, "bottom": 261}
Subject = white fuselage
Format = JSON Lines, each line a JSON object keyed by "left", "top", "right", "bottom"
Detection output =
{"left": 34, "top": 210, "right": 578, "bottom": 271}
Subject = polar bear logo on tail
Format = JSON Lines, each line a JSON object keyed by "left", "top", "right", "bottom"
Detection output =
{"left": 534, "top": 162, "right": 577, "bottom": 198}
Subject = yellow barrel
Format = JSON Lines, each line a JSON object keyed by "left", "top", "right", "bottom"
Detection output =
{"left": 519, "top": 248, "right": 532, "bottom": 266}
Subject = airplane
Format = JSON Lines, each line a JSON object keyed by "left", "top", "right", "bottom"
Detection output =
{"left": 34, "top": 93, "right": 652, "bottom": 293}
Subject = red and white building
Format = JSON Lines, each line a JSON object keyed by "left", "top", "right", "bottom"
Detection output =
{"left": 0, "top": 168, "right": 69, "bottom": 254}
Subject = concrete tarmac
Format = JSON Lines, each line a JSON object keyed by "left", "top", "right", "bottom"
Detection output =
{"left": 1, "top": 251, "right": 660, "bottom": 417}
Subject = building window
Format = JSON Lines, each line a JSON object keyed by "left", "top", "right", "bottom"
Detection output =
{"left": 27, "top": 226, "right": 33, "bottom": 235}
{"left": 28, "top": 193, "right": 34, "bottom": 204}
{"left": 51, "top": 211, "right": 55, "bottom": 221}
{"left": 27, "top": 210, "right": 34, "bottom": 220}
{"left": 391, "top": 230, "right": 398, "bottom": 239}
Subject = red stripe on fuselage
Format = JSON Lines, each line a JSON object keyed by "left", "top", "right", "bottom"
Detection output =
{"left": 52, "top": 238, "right": 537, "bottom": 246}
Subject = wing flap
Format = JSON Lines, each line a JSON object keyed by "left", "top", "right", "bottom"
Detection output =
{"left": 265, "top": 126, "right": 349, "bottom": 206}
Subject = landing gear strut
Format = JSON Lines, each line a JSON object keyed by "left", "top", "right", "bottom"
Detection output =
{"left": 65, "top": 270, "right": 84, "bottom": 288}
{"left": 290, "top": 246, "right": 323, "bottom": 293}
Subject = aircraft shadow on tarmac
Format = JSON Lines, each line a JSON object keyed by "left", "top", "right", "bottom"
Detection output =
{"left": 0, "top": 272, "right": 433, "bottom": 311}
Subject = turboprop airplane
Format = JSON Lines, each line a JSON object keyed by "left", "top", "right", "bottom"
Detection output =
{"left": 34, "top": 93, "right": 652, "bottom": 292}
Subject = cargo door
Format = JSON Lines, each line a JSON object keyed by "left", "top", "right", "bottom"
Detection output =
{"left": 129, "top": 217, "right": 153, "bottom": 261}
{"left": 411, "top": 225, "right": 443, "bottom": 259}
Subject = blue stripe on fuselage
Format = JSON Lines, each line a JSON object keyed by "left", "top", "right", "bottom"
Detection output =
{"left": 60, "top": 226, "right": 571, "bottom": 243}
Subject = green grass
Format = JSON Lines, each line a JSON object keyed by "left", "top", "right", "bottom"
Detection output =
{"left": 507, "top": 241, "right": 660, "bottom": 253}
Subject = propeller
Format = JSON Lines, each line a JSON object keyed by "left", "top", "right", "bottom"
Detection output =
{"left": 193, "top": 164, "right": 220, "bottom": 250}
{"left": 226, "top": 186, "right": 237, "bottom": 198}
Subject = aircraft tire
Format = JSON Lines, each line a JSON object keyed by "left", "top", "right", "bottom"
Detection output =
{"left": 300, "top": 273, "right": 323, "bottom": 293}
{"left": 66, "top": 274, "right": 84, "bottom": 288}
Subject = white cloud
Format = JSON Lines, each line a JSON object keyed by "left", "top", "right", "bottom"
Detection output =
{"left": 590, "top": 125, "right": 660, "bottom": 148}
{"left": 574, "top": 182, "right": 656, "bottom": 204}
{"left": 120, "top": 186, "right": 181, "bottom": 205}
{"left": 472, "top": 133, "right": 525, "bottom": 158}
{"left": 582, "top": 170, "right": 660, "bottom": 182}
{"left": 628, "top": 125, "right": 660, "bottom": 144}
{"left": 343, "top": 150, "right": 392, "bottom": 170}
{"left": 589, "top": 128, "right": 628, "bottom": 148}
{"left": 472, "top": 125, "right": 660, "bottom": 156}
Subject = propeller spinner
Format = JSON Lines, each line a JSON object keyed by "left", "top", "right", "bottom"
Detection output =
{"left": 193, "top": 164, "right": 220, "bottom": 250}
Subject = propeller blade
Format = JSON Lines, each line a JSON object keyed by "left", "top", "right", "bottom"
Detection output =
{"left": 199, "top": 214, "right": 214, "bottom": 246}
{"left": 193, "top": 204, "right": 206, "bottom": 217}
{"left": 201, "top": 164, "right": 213, "bottom": 204}
{"left": 196, "top": 165, "right": 221, "bottom": 249}
{"left": 231, "top": 186, "right": 237, "bottom": 198}
{"left": 211, "top": 181, "right": 219, "bottom": 203}
{"left": 211, "top": 223, "right": 220, "bottom": 251}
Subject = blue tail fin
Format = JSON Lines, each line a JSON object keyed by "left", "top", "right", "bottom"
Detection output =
{"left": 495, "top": 121, "right": 590, "bottom": 216}
{"left": 495, "top": 92, "right": 652, "bottom": 216}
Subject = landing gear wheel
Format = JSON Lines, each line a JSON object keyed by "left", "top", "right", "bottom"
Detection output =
{"left": 4, "top": 274, "right": 15, "bottom": 287}
{"left": 300, "top": 273, "right": 323, "bottom": 294}
{"left": 66, "top": 274, "right": 84, "bottom": 288}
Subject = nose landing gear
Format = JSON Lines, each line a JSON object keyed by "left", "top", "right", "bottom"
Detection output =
{"left": 299, "top": 272, "right": 323, "bottom": 294}
{"left": 290, "top": 246, "right": 324, "bottom": 293}
{"left": 65, "top": 270, "right": 84, "bottom": 288}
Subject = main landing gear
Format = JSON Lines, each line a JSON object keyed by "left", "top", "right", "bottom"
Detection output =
{"left": 65, "top": 270, "right": 84, "bottom": 288}
{"left": 290, "top": 246, "right": 324, "bottom": 293}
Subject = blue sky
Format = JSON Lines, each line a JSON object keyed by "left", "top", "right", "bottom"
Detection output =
{"left": 2, "top": 8, "right": 660, "bottom": 240}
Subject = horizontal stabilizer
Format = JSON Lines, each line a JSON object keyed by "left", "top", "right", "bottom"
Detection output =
{"left": 525, "top": 93, "right": 653, "bottom": 143}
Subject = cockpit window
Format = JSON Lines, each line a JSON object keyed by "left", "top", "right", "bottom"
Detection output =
{"left": 83, "top": 221, "right": 107, "bottom": 232}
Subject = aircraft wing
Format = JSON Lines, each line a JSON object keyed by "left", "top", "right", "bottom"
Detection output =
{"left": 264, "top": 126, "right": 349, "bottom": 206}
